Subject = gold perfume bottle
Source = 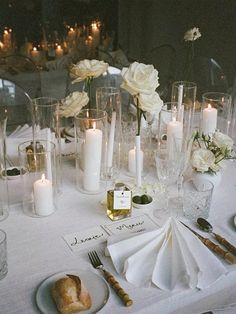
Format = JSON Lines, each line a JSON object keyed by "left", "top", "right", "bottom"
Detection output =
{"left": 107, "top": 183, "right": 132, "bottom": 221}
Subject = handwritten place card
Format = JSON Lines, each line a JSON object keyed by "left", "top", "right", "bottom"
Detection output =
{"left": 63, "top": 215, "right": 159, "bottom": 252}
{"left": 63, "top": 226, "right": 109, "bottom": 252}
{"left": 102, "top": 214, "right": 159, "bottom": 235}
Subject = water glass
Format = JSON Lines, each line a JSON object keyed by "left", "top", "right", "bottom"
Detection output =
{"left": 183, "top": 178, "right": 214, "bottom": 221}
{"left": 0, "top": 229, "right": 7, "bottom": 280}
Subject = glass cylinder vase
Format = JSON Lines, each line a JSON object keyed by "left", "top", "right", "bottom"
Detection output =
{"left": 171, "top": 81, "right": 198, "bottom": 129}
{"left": 0, "top": 118, "right": 9, "bottom": 221}
{"left": 201, "top": 92, "right": 232, "bottom": 135}
{"left": 96, "top": 87, "right": 121, "bottom": 181}
{"left": 18, "top": 140, "right": 58, "bottom": 217}
{"left": 31, "top": 97, "right": 61, "bottom": 190}
{"left": 158, "top": 102, "right": 194, "bottom": 158}
{"left": 74, "top": 109, "right": 107, "bottom": 194}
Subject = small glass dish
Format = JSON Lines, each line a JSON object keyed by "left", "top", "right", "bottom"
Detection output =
{"left": 1, "top": 167, "right": 26, "bottom": 180}
{"left": 132, "top": 194, "right": 153, "bottom": 209}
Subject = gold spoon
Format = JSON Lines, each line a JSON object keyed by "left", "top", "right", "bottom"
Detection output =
{"left": 197, "top": 217, "right": 236, "bottom": 256}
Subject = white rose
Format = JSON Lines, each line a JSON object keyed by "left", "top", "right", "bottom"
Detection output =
{"left": 184, "top": 27, "right": 201, "bottom": 41}
{"left": 60, "top": 91, "right": 89, "bottom": 117}
{"left": 121, "top": 61, "right": 160, "bottom": 95}
{"left": 212, "top": 131, "right": 234, "bottom": 149}
{"left": 70, "top": 59, "right": 108, "bottom": 83}
{"left": 134, "top": 92, "right": 163, "bottom": 114}
{"left": 191, "top": 148, "right": 215, "bottom": 172}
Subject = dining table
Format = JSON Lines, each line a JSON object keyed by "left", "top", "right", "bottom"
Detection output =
{"left": 0, "top": 142, "right": 236, "bottom": 314}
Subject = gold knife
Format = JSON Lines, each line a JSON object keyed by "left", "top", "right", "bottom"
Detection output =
{"left": 180, "top": 221, "right": 236, "bottom": 265}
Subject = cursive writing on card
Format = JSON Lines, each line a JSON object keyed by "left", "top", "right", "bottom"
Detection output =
{"left": 102, "top": 214, "right": 159, "bottom": 235}
{"left": 63, "top": 226, "right": 109, "bottom": 252}
{"left": 116, "top": 220, "right": 145, "bottom": 231}
{"left": 71, "top": 232, "right": 105, "bottom": 246}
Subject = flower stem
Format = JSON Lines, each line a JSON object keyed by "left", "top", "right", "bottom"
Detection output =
{"left": 136, "top": 96, "right": 142, "bottom": 136}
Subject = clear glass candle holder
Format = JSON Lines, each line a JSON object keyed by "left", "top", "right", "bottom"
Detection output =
{"left": 18, "top": 140, "right": 59, "bottom": 217}
{"left": 201, "top": 92, "right": 232, "bottom": 135}
{"left": 74, "top": 109, "right": 107, "bottom": 194}
{"left": 171, "top": 81, "right": 198, "bottom": 129}
{"left": 96, "top": 87, "right": 122, "bottom": 181}
{"left": 158, "top": 102, "right": 193, "bottom": 156}
{"left": 0, "top": 118, "right": 9, "bottom": 221}
{"left": 31, "top": 97, "right": 61, "bottom": 190}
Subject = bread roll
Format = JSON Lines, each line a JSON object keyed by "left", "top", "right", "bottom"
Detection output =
{"left": 51, "top": 274, "right": 92, "bottom": 314}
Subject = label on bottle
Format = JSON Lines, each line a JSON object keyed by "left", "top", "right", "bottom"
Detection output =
{"left": 113, "top": 191, "right": 131, "bottom": 210}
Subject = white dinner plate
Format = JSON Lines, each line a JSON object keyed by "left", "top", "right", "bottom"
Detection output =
{"left": 36, "top": 270, "right": 110, "bottom": 314}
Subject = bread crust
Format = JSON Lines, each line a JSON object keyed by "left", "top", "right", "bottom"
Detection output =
{"left": 51, "top": 274, "right": 92, "bottom": 314}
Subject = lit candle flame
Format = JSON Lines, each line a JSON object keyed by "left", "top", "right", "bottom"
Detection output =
{"left": 41, "top": 173, "right": 45, "bottom": 182}
{"left": 207, "top": 104, "right": 212, "bottom": 109}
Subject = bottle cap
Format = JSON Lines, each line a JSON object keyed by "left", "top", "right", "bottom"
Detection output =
{"left": 114, "top": 182, "right": 126, "bottom": 191}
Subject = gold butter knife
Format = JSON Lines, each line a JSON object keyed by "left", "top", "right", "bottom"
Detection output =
{"left": 180, "top": 221, "right": 236, "bottom": 265}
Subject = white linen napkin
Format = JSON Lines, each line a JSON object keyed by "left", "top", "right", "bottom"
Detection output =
{"left": 8, "top": 124, "right": 32, "bottom": 138}
{"left": 107, "top": 217, "right": 227, "bottom": 291}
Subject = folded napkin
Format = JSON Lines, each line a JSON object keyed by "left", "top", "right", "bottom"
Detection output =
{"left": 8, "top": 125, "right": 57, "bottom": 141}
{"left": 8, "top": 124, "right": 32, "bottom": 138}
{"left": 107, "top": 217, "right": 227, "bottom": 291}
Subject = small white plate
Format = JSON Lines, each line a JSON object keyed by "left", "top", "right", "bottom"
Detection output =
{"left": 132, "top": 195, "right": 153, "bottom": 209}
{"left": 1, "top": 167, "right": 26, "bottom": 180}
{"left": 36, "top": 270, "right": 109, "bottom": 314}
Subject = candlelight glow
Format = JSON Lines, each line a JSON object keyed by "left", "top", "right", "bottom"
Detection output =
{"left": 92, "top": 121, "right": 96, "bottom": 130}
{"left": 33, "top": 47, "right": 37, "bottom": 51}
{"left": 91, "top": 22, "right": 98, "bottom": 30}
{"left": 207, "top": 104, "right": 212, "bottom": 109}
{"left": 41, "top": 173, "right": 45, "bottom": 182}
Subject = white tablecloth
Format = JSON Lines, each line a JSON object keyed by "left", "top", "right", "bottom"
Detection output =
{"left": 0, "top": 158, "right": 236, "bottom": 314}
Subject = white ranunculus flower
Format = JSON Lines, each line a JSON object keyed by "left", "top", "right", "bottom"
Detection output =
{"left": 70, "top": 59, "right": 109, "bottom": 83}
{"left": 60, "top": 91, "right": 89, "bottom": 117}
{"left": 184, "top": 27, "right": 201, "bottom": 42}
{"left": 212, "top": 131, "right": 234, "bottom": 149}
{"left": 191, "top": 148, "right": 215, "bottom": 172}
{"left": 134, "top": 92, "right": 163, "bottom": 114}
{"left": 121, "top": 61, "right": 160, "bottom": 95}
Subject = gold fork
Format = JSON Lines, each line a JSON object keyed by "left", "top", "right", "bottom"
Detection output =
{"left": 88, "top": 250, "right": 133, "bottom": 307}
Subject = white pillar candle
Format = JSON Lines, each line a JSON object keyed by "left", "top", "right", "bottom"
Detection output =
{"left": 167, "top": 117, "right": 183, "bottom": 158}
{"left": 128, "top": 147, "right": 143, "bottom": 174}
{"left": 83, "top": 127, "right": 103, "bottom": 191}
{"left": 107, "top": 111, "right": 116, "bottom": 168}
{"left": 202, "top": 104, "right": 218, "bottom": 135}
{"left": 33, "top": 174, "right": 54, "bottom": 216}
